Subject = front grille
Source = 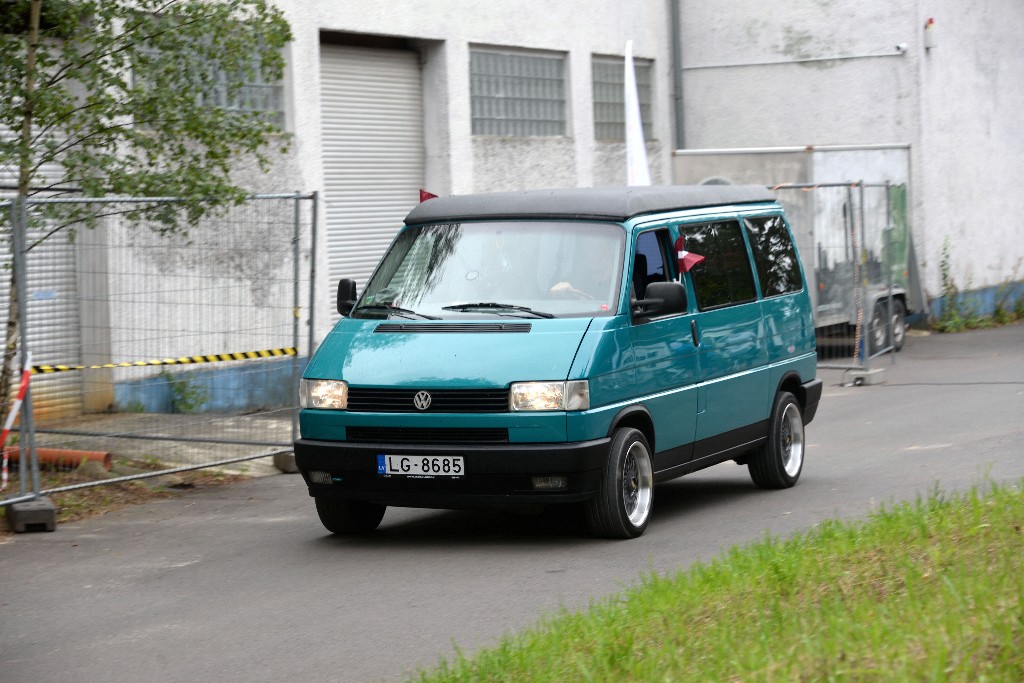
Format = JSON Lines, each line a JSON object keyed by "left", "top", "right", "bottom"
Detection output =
{"left": 347, "top": 388, "right": 509, "bottom": 413}
{"left": 346, "top": 427, "right": 509, "bottom": 444}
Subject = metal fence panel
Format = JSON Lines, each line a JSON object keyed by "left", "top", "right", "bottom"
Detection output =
{"left": 2, "top": 194, "right": 315, "bottom": 505}
{"left": 773, "top": 182, "right": 908, "bottom": 368}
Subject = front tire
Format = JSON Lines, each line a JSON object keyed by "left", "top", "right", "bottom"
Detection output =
{"left": 314, "top": 496, "right": 386, "bottom": 535}
{"left": 586, "top": 428, "right": 654, "bottom": 539}
{"left": 748, "top": 392, "right": 805, "bottom": 489}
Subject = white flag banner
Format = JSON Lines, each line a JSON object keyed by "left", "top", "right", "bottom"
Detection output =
{"left": 624, "top": 40, "right": 651, "bottom": 186}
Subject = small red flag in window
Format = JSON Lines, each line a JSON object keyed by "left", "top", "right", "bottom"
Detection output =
{"left": 419, "top": 189, "right": 438, "bottom": 203}
{"left": 675, "top": 236, "right": 705, "bottom": 273}
{"left": 680, "top": 251, "right": 706, "bottom": 272}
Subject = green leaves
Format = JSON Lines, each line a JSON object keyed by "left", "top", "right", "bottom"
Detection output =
{"left": 2, "top": 2, "right": 292, "bottom": 417}
{"left": 2, "top": 0, "right": 291, "bottom": 218}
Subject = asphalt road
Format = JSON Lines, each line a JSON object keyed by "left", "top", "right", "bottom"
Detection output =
{"left": 2, "top": 324, "right": 1022, "bottom": 683}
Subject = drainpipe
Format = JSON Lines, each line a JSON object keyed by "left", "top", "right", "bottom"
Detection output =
{"left": 670, "top": 0, "right": 685, "bottom": 150}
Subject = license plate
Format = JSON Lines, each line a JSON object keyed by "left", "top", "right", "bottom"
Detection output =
{"left": 377, "top": 454, "right": 464, "bottom": 478}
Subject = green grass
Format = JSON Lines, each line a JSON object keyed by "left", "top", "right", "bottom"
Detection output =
{"left": 413, "top": 482, "right": 1024, "bottom": 682}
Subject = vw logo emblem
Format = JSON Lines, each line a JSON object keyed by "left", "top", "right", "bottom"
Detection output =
{"left": 413, "top": 391, "right": 432, "bottom": 411}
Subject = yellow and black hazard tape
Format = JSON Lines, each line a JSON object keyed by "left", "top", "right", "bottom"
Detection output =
{"left": 31, "top": 347, "right": 297, "bottom": 375}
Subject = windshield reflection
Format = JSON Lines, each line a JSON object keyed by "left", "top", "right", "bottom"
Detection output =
{"left": 356, "top": 221, "right": 626, "bottom": 319}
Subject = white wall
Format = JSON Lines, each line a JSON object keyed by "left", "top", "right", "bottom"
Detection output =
{"left": 272, "top": 0, "right": 677, "bottom": 340}
{"left": 264, "top": 0, "right": 1023, "bottom": 325}
{"left": 276, "top": 0, "right": 673, "bottom": 195}
{"left": 678, "top": 0, "right": 1024, "bottom": 296}
{"left": 680, "top": 1, "right": 919, "bottom": 148}
{"left": 916, "top": 1, "right": 1024, "bottom": 294}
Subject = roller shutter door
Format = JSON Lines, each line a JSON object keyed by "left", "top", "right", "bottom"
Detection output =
{"left": 1, "top": 139, "right": 84, "bottom": 418}
{"left": 20, "top": 227, "right": 84, "bottom": 418}
{"left": 0, "top": 224, "right": 83, "bottom": 418}
{"left": 319, "top": 44, "right": 425, "bottom": 319}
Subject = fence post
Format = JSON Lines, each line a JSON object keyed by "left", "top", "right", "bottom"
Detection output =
{"left": 6, "top": 197, "right": 57, "bottom": 531}
{"left": 273, "top": 192, "right": 306, "bottom": 474}
{"left": 859, "top": 181, "right": 870, "bottom": 369}
{"left": 885, "top": 180, "right": 895, "bottom": 365}
{"left": 291, "top": 192, "right": 301, "bottom": 445}
{"left": 848, "top": 183, "right": 864, "bottom": 366}
{"left": 12, "top": 198, "right": 40, "bottom": 495}
{"left": 308, "top": 191, "right": 318, "bottom": 357}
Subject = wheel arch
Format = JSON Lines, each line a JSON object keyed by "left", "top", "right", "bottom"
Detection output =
{"left": 776, "top": 371, "right": 805, "bottom": 410}
{"left": 607, "top": 404, "right": 656, "bottom": 454}
{"left": 870, "top": 292, "right": 909, "bottom": 319}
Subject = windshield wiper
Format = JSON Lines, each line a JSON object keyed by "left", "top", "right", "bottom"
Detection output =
{"left": 441, "top": 302, "right": 556, "bottom": 319}
{"left": 352, "top": 304, "right": 440, "bottom": 320}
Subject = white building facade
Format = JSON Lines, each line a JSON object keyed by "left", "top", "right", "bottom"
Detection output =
{"left": 262, "top": 1, "right": 675, "bottom": 339}
{"left": 674, "top": 0, "right": 1024, "bottom": 309}
{"left": 4, "top": 1, "right": 1021, "bottom": 419}
{"left": 259, "top": 1, "right": 1020, "bottom": 336}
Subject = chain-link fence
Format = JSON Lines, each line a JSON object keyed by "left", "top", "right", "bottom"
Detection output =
{"left": 2, "top": 193, "right": 316, "bottom": 509}
{"left": 771, "top": 182, "right": 912, "bottom": 371}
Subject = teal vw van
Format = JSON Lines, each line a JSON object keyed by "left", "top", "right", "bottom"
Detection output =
{"left": 295, "top": 186, "right": 821, "bottom": 538}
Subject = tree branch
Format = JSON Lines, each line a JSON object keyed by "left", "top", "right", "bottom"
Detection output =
{"left": 17, "top": 0, "right": 43, "bottom": 196}
{"left": 30, "top": 97, "right": 133, "bottom": 145}
{"left": 40, "top": 120, "right": 143, "bottom": 159}
{"left": 24, "top": 202, "right": 185, "bottom": 252}
{"left": 45, "top": 4, "right": 214, "bottom": 89}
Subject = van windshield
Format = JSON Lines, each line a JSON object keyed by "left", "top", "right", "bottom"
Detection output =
{"left": 355, "top": 221, "right": 626, "bottom": 319}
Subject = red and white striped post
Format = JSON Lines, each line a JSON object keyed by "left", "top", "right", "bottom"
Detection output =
{"left": 0, "top": 352, "right": 33, "bottom": 492}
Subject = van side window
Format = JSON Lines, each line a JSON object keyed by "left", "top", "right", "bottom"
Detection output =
{"left": 633, "top": 229, "right": 670, "bottom": 299}
{"left": 687, "top": 221, "right": 757, "bottom": 310}
{"left": 744, "top": 216, "right": 803, "bottom": 297}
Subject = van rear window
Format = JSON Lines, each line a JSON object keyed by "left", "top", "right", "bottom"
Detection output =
{"left": 744, "top": 216, "right": 803, "bottom": 297}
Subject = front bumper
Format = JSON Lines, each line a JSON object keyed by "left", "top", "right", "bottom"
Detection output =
{"left": 294, "top": 437, "right": 610, "bottom": 507}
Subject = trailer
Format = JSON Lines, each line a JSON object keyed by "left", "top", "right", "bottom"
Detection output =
{"left": 673, "top": 145, "right": 927, "bottom": 356}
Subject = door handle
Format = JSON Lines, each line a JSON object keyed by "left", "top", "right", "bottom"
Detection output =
{"left": 690, "top": 319, "right": 700, "bottom": 347}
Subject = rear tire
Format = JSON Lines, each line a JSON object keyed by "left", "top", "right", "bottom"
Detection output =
{"left": 748, "top": 392, "right": 804, "bottom": 489}
{"left": 870, "top": 298, "right": 907, "bottom": 354}
{"left": 314, "top": 496, "right": 386, "bottom": 535}
{"left": 586, "top": 428, "right": 654, "bottom": 539}
{"left": 891, "top": 299, "right": 907, "bottom": 352}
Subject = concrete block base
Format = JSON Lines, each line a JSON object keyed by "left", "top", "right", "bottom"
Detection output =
{"left": 273, "top": 452, "right": 298, "bottom": 474}
{"left": 844, "top": 368, "right": 887, "bottom": 387}
{"left": 5, "top": 497, "right": 57, "bottom": 533}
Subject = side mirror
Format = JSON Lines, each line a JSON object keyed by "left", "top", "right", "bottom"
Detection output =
{"left": 337, "top": 279, "right": 357, "bottom": 315}
{"left": 634, "top": 281, "right": 687, "bottom": 319}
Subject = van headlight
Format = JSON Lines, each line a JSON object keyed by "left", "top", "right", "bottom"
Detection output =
{"left": 510, "top": 380, "right": 590, "bottom": 411}
{"left": 300, "top": 379, "right": 348, "bottom": 409}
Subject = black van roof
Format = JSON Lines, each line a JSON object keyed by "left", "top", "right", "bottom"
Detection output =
{"left": 404, "top": 185, "right": 776, "bottom": 225}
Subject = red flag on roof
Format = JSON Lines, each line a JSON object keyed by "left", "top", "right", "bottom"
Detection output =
{"left": 419, "top": 189, "right": 437, "bottom": 203}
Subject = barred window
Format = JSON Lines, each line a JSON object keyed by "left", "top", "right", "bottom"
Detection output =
{"left": 202, "top": 60, "right": 284, "bottom": 127}
{"left": 137, "top": 45, "right": 285, "bottom": 128}
{"left": 470, "top": 49, "right": 566, "bottom": 137}
{"left": 592, "top": 56, "right": 653, "bottom": 141}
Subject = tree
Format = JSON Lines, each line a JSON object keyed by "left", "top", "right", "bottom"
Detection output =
{"left": 0, "top": 0, "right": 292, "bottom": 415}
